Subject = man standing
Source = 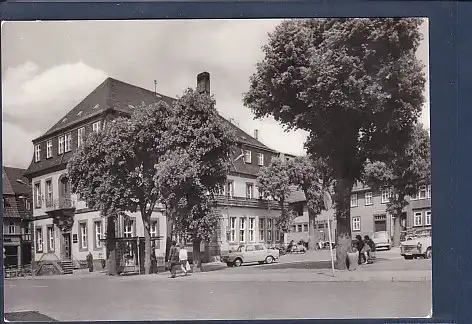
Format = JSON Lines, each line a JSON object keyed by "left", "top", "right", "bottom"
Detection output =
{"left": 169, "top": 241, "right": 179, "bottom": 278}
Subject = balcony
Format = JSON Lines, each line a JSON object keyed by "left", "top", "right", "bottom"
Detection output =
{"left": 213, "top": 195, "right": 281, "bottom": 210}
{"left": 45, "top": 197, "right": 76, "bottom": 213}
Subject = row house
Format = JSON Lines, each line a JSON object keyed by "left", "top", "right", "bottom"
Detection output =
{"left": 2, "top": 167, "right": 33, "bottom": 268}
{"left": 287, "top": 182, "right": 432, "bottom": 246}
{"left": 25, "top": 71, "right": 294, "bottom": 272}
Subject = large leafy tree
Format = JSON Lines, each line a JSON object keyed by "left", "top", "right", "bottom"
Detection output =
{"left": 363, "top": 124, "right": 431, "bottom": 246}
{"left": 154, "top": 89, "right": 235, "bottom": 271}
{"left": 257, "top": 157, "right": 294, "bottom": 242}
{"left": 68, "top": 101, "right": 170, "bottom": 275}
{"left": 244, "top": 18, "right": 426, "bottom": 269}
{"left": 289, "top": 155, "right": 331, "bottom": 250}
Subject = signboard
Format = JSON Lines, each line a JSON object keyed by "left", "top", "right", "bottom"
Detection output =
{"left": 323, "top": 191, "right": 333, "bottom": 210}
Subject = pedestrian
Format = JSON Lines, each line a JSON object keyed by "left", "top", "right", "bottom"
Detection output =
{"left": 354, "top": 235, "right": 365, "bottom": 265}
{"left": 179, "top": 243, "right": 189, "bottom": 276}
{"left": 86, "top": 252, "right": 94, "bottom": 272}
{"left": 364, "top": 235, "right": 376, "bottom": 261}
{"left": 169, "top": 241, "right": 179, "bottom": 279}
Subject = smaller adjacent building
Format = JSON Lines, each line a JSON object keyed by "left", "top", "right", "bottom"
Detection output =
{"left": 2, "top": 167, "right": 33, "bottom": 268}
{"left": 287, "top": 182, "right": 432, "bottom": 245}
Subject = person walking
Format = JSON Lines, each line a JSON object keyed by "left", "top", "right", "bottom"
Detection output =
{"left": 169, "top": 241, "right": 179, "bottom": 278}
{"left": 364, "top": 235, "right": 376, "bottom": 262}
{"left": 354, "top": 235, "right": 365, "bottom": 265}
{"left": 179, "top": 244, "right": 189, "bottom": 276}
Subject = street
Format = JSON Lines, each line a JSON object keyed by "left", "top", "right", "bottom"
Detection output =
{"left": 4, "top": 249, "right": 432, "bottom": 321}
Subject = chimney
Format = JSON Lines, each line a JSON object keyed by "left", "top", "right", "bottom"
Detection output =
{"left": 197, "top": 72, "right": 210, "bottom": 95}
{"left": 254, "top": 129, "right": 259, "bottom": 140}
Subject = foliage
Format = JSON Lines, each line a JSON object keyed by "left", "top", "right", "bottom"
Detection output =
{"left": 257, "top": 157, "right": 294, "bottom": 233}
{"left": 244, "top": 18, "right": 426, "bottom": 269}
{"left": 68, "top": 101, "right": 172, "bottom": 274}
{"left": 154, "top": 89, "right": 236, "bottom": 244}
{"left": 363, "top": 124, "right": 431, "bottom": 217}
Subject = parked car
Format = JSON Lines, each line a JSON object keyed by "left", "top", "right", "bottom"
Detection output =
{"left": 221, "top": 243, "right": 280, "bottom": 267}
{"left": 372, "top": 231, "right": 391, "bottom": 250}
{"left": 400, "top": 229, "right": 432, "bottom": 260}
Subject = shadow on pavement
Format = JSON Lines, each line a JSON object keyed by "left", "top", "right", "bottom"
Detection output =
{"left": 260, "top": 260, "right": 333, "bottom": 270}
{"left": 5, "top": 311, "right": 57, "bottom": 322}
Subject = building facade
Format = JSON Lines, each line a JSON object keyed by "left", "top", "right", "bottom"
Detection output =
{"left": 2, "top": 167, "right": 33, "bottom": 268}
{"left": 287, "top": 182, "right": 432, "bottom": 245}
{"left": 25, "top": 72, "right": 294, "bottom": 271}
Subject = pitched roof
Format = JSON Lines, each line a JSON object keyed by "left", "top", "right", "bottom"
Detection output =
{"left": 2, "top": 167, "right": 30, "bottom": 195}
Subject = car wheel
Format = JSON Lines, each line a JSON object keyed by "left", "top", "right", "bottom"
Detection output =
{"left": 233, "top": 258, "right": 242, "bottom": 267}
{"left": 265, "top": 256, "right": 274, "bottom": 264}
{"left": 387, "top": 246, "right": 391, "bottom": 250}
{"left": 404, "top": 255, "right": 414, "bottom": 260}
{"left": 226, "top": 262, "right": 233, "bottom": 267}
{"left": 425, "top": 248, "right": 432, "bottom": 259}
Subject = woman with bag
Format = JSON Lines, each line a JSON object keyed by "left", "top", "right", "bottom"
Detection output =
{"left": 179, "top": 243, "right": 190, "bottom": 276}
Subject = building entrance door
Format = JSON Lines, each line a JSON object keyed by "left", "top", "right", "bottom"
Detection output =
{"left": 374, "top": 220, "right": 387, "bottom": 232}
{"left": 63, "top": 233, "right": 71, "bottom": 260}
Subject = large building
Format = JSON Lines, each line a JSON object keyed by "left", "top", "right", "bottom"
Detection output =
{"left": 287, "top": 181, "right": 432, "bottom": 246}
{"left": 24, "top": 72, "right": 293, "bottom": 273}
{"left": 2, "top": 167, "right": 33, "bottom": 268}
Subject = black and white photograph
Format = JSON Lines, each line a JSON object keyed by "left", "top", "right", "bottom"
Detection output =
{"left": 2, "top": 18, "right": 431, "bottom": 321}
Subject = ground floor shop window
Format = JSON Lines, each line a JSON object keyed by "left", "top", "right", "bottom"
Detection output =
{"left": 239, "top": 217, "right": 246, "bottom": 242}
{"left": 47, "top": 226, "right": 55, "bottom": 252}
{"left": 229, "top": 217, "right": 236, "bottom": 242}
{"left": 259, "top": 218, "right": 265, "bottom": 241}
{"left": 35, "top": 227, "right": 43, "bottom": 253}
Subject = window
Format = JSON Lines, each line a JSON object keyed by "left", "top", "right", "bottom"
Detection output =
{"left": 427, "top": 185, "right": 431, "bottom": 199}
{"left": 26, "top": 200, "right": 31, "bottom": 210}
{"left": 381, "top": 189, "right": 391, "bottom": 204}
{"left": 45, "top": 180, "right": 53, "bottom": 206}
{"left": 78, "top": 127, "right": 85, "bottom": 148}
{"left": 93, "top": 121, "right": 101, "bottom": 133}
{"left": 8, "top": 221, "right": 15, "bottom": 234}
{"left": 365, "top": 192, "right": 373, "bottom": 206}
{"left": 255, "top": 244, "right": 264, "bottom": 251}
{"left": 259, "top": 218, "right": 265, "bottom": 241}
{"left": 64, "top": 133, "right": 72, "bottom": 152}
{"left": 46, "top": 140, "right": 52, "bottom": 158}
{"left": 350, "top": 194, "right": 358, "bottom": 207}
{"left": 246, "top": 183, "right": 254, "bottom": 199}
{"left": 93, "top": 221, "right": 102, "bottom": 248}
{"left": 352, "top": 217, "right": 361, "bottom": 231}
{"left": 239, "top": 217, "right": 246, "bottom": 242}
{"left": 291, "top": 225, "right": 296, "bottom": 232}
{"left": 303, "top": 224, "right": 308, "bottom": 232}
{"left": 36, "top": 227, "right": 43, "bottom": 253}
{"left": 124, "top": 219, "right": 134, "bottom": 238}
{"left": 34, "top": 182, "right": 42, "bottom": 208}
{"left": 34, "top": 144, "right": 41, "bottom": 162}
{"left": 249, "top": 218, "right": 255, "bottom": 242}
{"left": 245, "top": 150, "right": 252, "bottom": 164}
{"left": 418, "top": 186, "right": 427, "bottom": 199}
{"left": 150, "top": 220, "right": 158, "bottom": 237}
{"left": 229, "top": 217, "right": 236, "bottom": 242}
{"left": 267, "top": 218, "right": 273, "bottom": 242}
{"left": 47, "top": 226, "right": 55, "bottom": 252}
{"left": 80, "top": 222, "right": 88, "bottom": 249}
{"left": 414, "top": 212, "right": 423, "bottom": 227}
{"left": 425, "top": 211, "right": 431, "bottom": 226}
{"left": 226, "top": 181, "right": 234, "bottom": 198}
{"left": 297, "top": 224, "right": 303, "bottom": 232}
{"left": 246, "top": 245, "right": 255, "bottom": 252}
{"left": 258, "top": 153, "right": 264, "bottom": 166}
{"left": 58, "top": 136, "right": 65, "bottom": 154}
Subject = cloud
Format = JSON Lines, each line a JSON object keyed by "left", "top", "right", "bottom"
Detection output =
{"left": 2, "top": 122, "right": 41, "bottom": 168}
{"left": 2, "top": 61, "right": 107, "bottom": 167}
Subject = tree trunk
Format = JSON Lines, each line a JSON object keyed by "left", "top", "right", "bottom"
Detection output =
{"left": 334, "top": 177, "right": 355, "bottom": 270}
{"left": 192, "top": 238, "right": 203, "bottom": 273}
{"left": 141, "top": 213, "right": 151, "bottom": 275}
{"left": 106, "top": 217, "right": 117, "bottom": 276}
{"left": 307, "top": 207, "right": 317, "bottom": 250}
{"left": 393, "top": 216, "right": 401, "bottom": 247}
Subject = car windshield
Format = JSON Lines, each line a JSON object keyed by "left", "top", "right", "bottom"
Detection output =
{"left": 373, "top": 232, "right": 387, "bottom": 239}
{"left": 236, "top": 245, "right": 245, "bottom": 252}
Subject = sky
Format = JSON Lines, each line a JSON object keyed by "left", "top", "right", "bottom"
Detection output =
{"left": 1, "top": 19, "right": 429, "bottom": 169}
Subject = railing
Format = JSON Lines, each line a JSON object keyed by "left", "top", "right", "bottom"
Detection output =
{"left": 213, "top": 195, "right": 281, "bottom": 209}
{"left": 45, "top": 197, "right": 76, "bottom": 212}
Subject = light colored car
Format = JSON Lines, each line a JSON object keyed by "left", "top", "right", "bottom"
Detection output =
{"left": 221, "top": 243, "right": 280, "bottom": 267}
{"left": 372, "top": 231, "right": 391, "bottom": 250}
{"left": 400, "top": 229, "right": 432, "bottom": 260}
